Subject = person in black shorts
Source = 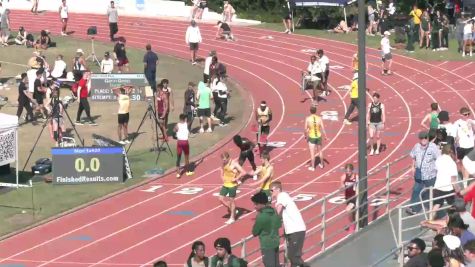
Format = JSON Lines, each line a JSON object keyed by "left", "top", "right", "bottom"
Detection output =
{"left": 216, "top": 21, "right": 235, "bottom": 41}
{"left": 113, "top": 37, "right": 129, "bottom": 73}
{"left": 233, "top": 134, "right": 257, "bottom": 180}
{"left": 33, "top": 69, "right": 47, "bottom": 120}
{"left": 256, "top": 101, "right": 272, "bottom": 152}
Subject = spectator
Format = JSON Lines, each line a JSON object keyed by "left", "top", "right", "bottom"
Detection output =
{"left": 16, "top": 73, "right": 34, "bottom": 123}
{"left": 447, "top": 215, "right": 475, "bottom": 246}
{"left": 0, "top": 9, "right": 10, "bottom": 46}
{"left": 421, "top": 199, "right": 475, "bottom": 235}
{"left": 436, "top": 111, "right": 456, "bottom": 153}
{"left": 197, "top": 81, "right": 213, "bottom": 133}
{"left": 72, "top": 49, "right": 87, "bottom": 80}
{"left": 15, "top": 27, "right": 27, "bottom": 46}
{"left": 251, "top": 191, "right": 281, "bottom": 267}
{"left": 282, "top": 1, "right": 292, "bottom": 34}
{"left": 419, "top": 11, "right": 431, "bottom": 49}
{"left": 270, "top": 181, "right": 307, "bottom": 267}
{"left": 222, "top": 1, "right": 235, "bottom": 22}
{"left": 31, "top": 0, "right": 39, "bottom": 14}
{"left": 454, "top": 107, "right": 475, "bottom": 183}
{"left": 464, "top": 239, "right": 475, "bottom": 266}
{"left": 154, "top": 261, "right": 167, "bottom": 267}
{"left": 100, "top": 52, "right": 114, "bottom": 74}
{"left": 185, "top": 20, "right": 202, "bottom": 65}
{"left": 185, "top": 241, "right": 208, "bottom": 267}
{"left": 367, "top": 4, "right": 376, "bottom": 36}
{"left": 143, "top": 44, "right": 159, "bottom": 92}
{"left": 58, "top": 0, "right": 69, "bottom": 36}
{"left": 51, "top": 55, "right": 67, "bottom": 79}
{"left": 443, "top": 234, "right": 467, "bottom": 266}
{"left": 431, "top": 144, "right": 459, "bottom": 220}
{"left": 407, "top": 131, "right": 440, "bottom": 215}
{"left": 403, "top": 238, "right": 428, "bottom": 267}
{"left": 183, "top": 82, "right": 197, "bottom": 133}
{"left": 209, "top": 238, "right": 242, "bottom": 267}
{"left": 211, "top": 76, "right": 228, "bottom": 126}
{"left": 107, "top": 1, "right": 119, "bottom": 41}
{"left": 203, "top": 50, "right": 216, "bottom": 83}
{"left": 428, "top": 234, "right": 445, "bottom": 267}
{"left": 456, "top": 14, "right": 466, "bottom": 53}
{"left": 114, "top": 37, "right": 129, "bottom": 73}
{"left": 462, "top": 19, "right": 474, "bottom": 57}
{"left": 462, "top": 149, "right": 475, "bottom": 179}
{"left": 75, "top": 72, "right": 97, "bottom": 125}
{"left": 380, "top": 31, "right": 393, "bottom": 75}
{"left": 409, "top": 4, "right": 422, "bottom": 43}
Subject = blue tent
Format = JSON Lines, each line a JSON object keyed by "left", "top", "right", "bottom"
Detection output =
{"left": 290, "top": 0, "right": 356, "bottom": 7}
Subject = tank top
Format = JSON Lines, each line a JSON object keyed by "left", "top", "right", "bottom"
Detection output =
{"left": 344, "top": 173, "right": 356, "bottom": 199}
{"left": 430, "top": 113, "right": 439, "bottom": 129}
{"left": 73, "top": 57, "right": 85, "bottom": 71}
{"left": 118, "top": 94, "right": 130, "bottom": 114}
{"left": 257, "top": 107, "right": 270, "bottom": 126}
{"left": 60, "top": 5, "right": 68, "bottom": 18}
{"left": 352, "top": 56, "right": 358, "bottom": 72}
{"left": 156, "top": 92, "right": 165, "bottom": 114}
{"left": 223, "top": 162, "right": 237, "bottom": 188}
{"left": 260, "top": 164, "right": 273, "bottom": 190}
{"left": 370, "top": 102, "right": 382, "bottom": 123}
{"left": 176, "top": 122, "right": 189, "bottom": 141}
{"left": 308, "top": 115, "right": 321, "bottom": 138}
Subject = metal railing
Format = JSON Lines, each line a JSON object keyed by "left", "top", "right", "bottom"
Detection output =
{"left": 231, "top": 154, "right": 414, "bottom": 265}
{"left": 388, "top": 178, "right": 475, "bottom": 267}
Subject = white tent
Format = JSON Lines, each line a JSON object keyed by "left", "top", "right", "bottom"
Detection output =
{"left": 0, "top": 113, "right": 25, "bottom": 187}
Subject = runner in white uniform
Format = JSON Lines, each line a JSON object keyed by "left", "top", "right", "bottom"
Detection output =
{"left": 59, "top": 0, "right": 69, "bottom": 36}
{"left": 174, "top": 114, "right": 193, "bottom": 178}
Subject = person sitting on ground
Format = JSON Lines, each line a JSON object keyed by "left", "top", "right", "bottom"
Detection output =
{"left": 443, "top": 235, "right": 468, "bottom": 267}
{"left": 35, "top": 30, "right": 51, "bottom": 50}
{"left": 403, "top": 238, "right": 429, "bottom": 267}
{"left": 222, "top": 1, "right": 236, "bottom": 22}
{"left": 421, "top": 199, "right": 475, "bottom": 234}
{"left": 51, "top": 54, "right": 67, "bottom": 79}
{"left": 15, "top": 26, "right": 28, "bottom": 46}
{"left": 216, "top": 21, "right": 235, "bottom": 41}
{"left": 329, "top": 20, "right": 350, "bottom": 34}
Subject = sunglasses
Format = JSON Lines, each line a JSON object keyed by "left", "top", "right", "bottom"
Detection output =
{"left": 463, "top": 113, "right": 470, "bottom": 117}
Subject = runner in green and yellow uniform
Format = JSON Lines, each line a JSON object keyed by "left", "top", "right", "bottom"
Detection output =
{"left": 305, "top": 105, "right": 328, "bottom": 171}
{"left": 250, "top": 151, "right": 274, "bottom": 200}
{"left": 219, "top": 151, "right": 246, "bottom": 225}
{"left": 421, "top": 102, "right": 439, "bottom": 139}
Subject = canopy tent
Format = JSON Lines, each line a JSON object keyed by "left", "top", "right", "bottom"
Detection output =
{"left": 289, "top": 0, "right": 357, "bottom": 27}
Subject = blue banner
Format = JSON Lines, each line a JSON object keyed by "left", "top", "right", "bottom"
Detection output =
{"left": 52, "top": 147, "right": 123, "bottom": 155}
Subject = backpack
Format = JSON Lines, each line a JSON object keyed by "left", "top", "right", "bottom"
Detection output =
{"left": 187, "top": 256, "right": 209, "bottom": 267}
{"left": 71, "top": 82, "right": 79, "bottom": 97}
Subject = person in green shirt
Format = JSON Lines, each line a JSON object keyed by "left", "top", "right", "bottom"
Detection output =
{"left": 197, "top": 81, "right": 213, "bottom": 133}
{"left": 251, "top": 191, "right": 282, "bottom": 267}
{"left": 209, "top": 237, "right": 243, "bottom": 267}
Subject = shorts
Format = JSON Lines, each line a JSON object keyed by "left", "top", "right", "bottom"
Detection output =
{"left": 35, "top": 95, "right": 44, "bottom": 105}
{"left": 432, "top": 189, "right": 455, "bottom": 206}
{"left": 198, "top": 108, "right": 211, "bottom": 117}
{"left": 118, "top": 113, "right": 129, "bottom": 124}
{"left": 260, "top": 125, "right": 270, "bottom": 135}
{"left": 118, "top": 58, "right": 129, "bottom": 67}
{"left": 464, "top": 33, "right": 472, "bottom": 41}
{"left": 315, "top": 73, "right": 323, "bottom": 80}
{"left": 51, "top": 117, "right": 65, "bottom": 130}
{"left": 157, "top": 113, "right": 166, "bottom": 123}
{"left": 369, "top": 13, "right": 375, "bottom": 22}
{"left": 283, "top": 13, "right": 291, "bottom": 20}
{"left": 369, "top": 122, "right": 384, "bottom": 131}
{"left": 346, "top": 196, "right": 356, "bottom": 206}
{"left": 177, "top": 140, "right": 190, "bottom": 156}
{"left": 457, "top": 147, "right": 473, "bottom": 160}
{"left": 308, "top": 137, "right": 322, "bottom": 145}
{"left": 61, "top": 18, "right": 68, "bottom": 23}
{"left": 189, "top": 42, "right": 199, "bottom": 51}
{"left": 382, "top": 53, "right": 392, "bottom": 62}
{"left": 220, "top": 186, "right": 237, "bottom": 198}
{"left": 305, "top": 75, "right": 320, "bottom": 82}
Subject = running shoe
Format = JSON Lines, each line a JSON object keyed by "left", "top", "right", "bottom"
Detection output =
{"left": 118, "top": 140, "right": 126, "bottom": 145}
{"left": 343, "top": 119, "right": 352, "bottom": 125}
{"left": 308, "top": 167, "right": 315, "bottom": 171}
{"left": 206, "top": 128, "right": 213, "bottom": 133}
{"left": 176, "top": 173, "right": 181, "bottom": 178}
{"left": 87, "top": 121, "right": 98, "bottom": 126}
{"left": 369, "top": 149, "right": 374, "bottom": 156}
{"left": 186, "top": 171, "right": 194, "bottom": 176}
{"left": 75, "top": 121, "right": 84, "bottom": 125}
{"left": 124, "top": 139, "right": 131, "bottom": 144}
{"left": 375, "top": 150, "right": 380, "bottom": 155}
{"left": 253, "top": 174, "right": 258, "bottom": 181}
{"left": 199, "top": 128, "right": 204, "bottom": 133}
{"left": 319, "top": 163, "right": 324, "bottom": 169}
{"left": 225, "top": 218, "right": 235, "bottom": 224}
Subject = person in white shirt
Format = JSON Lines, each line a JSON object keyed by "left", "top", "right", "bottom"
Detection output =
{"left": 185, "top": 20, "right": 202, "bottom": 65}
{"left": 455, "top": 107, "right": 475, "bottom": 181}
{"left": 380, "top": 31, "right": 393, "bottom": 75}
{"left": 58, "top": 0, "right": 69, "bottom": 36}
{"left": 101, "top": 52, "right": 114, "bottom": 74}
{"left": 212, "top": 76, "right": 228, "bottom": 127}
{"left": 316, "top": 49, "right": 330, "bottom": 95}
{"left": 387, "top": 0, "right": 396, "bottom": 16}
{"left": 270, "top": 181, "right": 306, "bottom": 267}
{"left": 203, "top": 50, "right": 216, "bottom": 83}
{"left": 431, "top": 144, "right": 459, "bottom": 220}
{"left": 462, "top": 19, "right": 474, "bottom": 57}
{"left": 303, "top": 55, "right": 323, "bottom": 103}
{"left": 51, "top": 55, "right": 67, "bottom": 78}
{"left": 174, "top": 114, "right": 194, "bottom": 178}
{"left": 15, "top": 27, "right": 28, "bottom": 46}
{"left": 107, "top": 1, "right": 119, "bottom": 41}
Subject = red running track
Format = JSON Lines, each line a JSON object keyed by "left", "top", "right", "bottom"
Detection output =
{"left": 1, "top": 11, "right": 474, "bottom": 267}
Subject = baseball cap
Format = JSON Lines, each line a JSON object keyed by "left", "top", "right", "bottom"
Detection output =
{"left": 443, "top": 235, "right": 461, "bottom": 250}
{"left": 76, "top": 48, "right": 84, "bottom": 54}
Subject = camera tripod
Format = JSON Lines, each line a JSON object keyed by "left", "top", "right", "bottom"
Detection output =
{"left": 85, "top": 36, "right": 100, "bottom": 66}
{"left": 126, "top": 99, "right": 173, "bottom": 164}
{"left": 22, "top": 98, "right": 84, "bottom": 172}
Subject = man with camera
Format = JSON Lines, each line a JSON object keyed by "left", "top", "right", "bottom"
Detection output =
{"left": 16, "top": 73, "right": 35, "bottom": 123}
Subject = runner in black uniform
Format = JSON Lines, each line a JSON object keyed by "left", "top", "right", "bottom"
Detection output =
{"left": 233, "top": 134, "right": 258, "bottom": 180}
{"left": 367, "top": 93, "right": 385, "bottom": 156}
{"left": 216, "top": 21, "right": 235, "bottom": 41}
